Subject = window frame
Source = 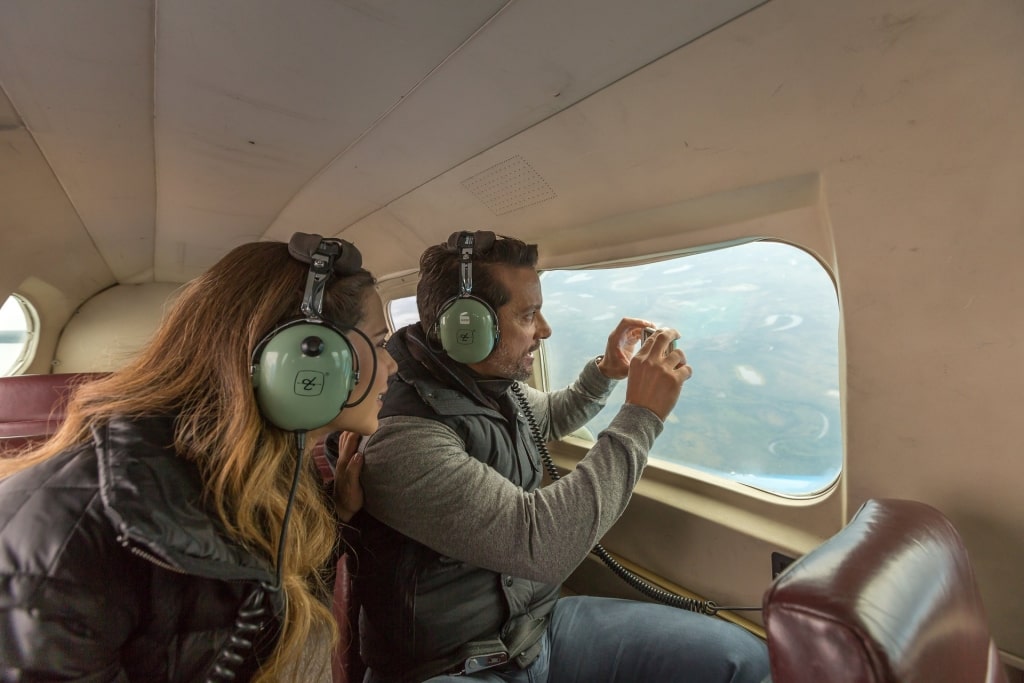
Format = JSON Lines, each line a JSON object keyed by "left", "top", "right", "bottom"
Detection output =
{"left": 0, "top": 293, "right": 40, "bottom": 377}
{"left": 534, "top": 238, "right": 844, "bottom": 501}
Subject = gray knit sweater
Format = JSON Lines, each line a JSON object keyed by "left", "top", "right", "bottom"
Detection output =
{"left": 361, "top": 357, "right": 664, "bottom": 584}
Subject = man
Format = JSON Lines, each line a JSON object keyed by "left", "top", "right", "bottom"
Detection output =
{"left": 354, "top": 231, "right": 770, "bottom": 683}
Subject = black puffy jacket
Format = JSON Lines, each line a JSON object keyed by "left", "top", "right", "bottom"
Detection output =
{"left": 0, "top": 415, "right": 283, "bottom": 681}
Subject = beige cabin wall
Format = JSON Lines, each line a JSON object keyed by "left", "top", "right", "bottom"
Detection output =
{"left": 52, "top": 283, "right": 183, "bottom": 373}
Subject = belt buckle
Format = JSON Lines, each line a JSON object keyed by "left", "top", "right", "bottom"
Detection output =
{"left": 460, "top": 651, "right": 509, "bottom": 675}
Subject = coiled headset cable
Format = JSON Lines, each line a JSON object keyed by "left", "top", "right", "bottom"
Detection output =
{"left": 510, "top": 383, "right": 761, "bottom": 617}
{"left": 205, "top": 586, "right": 272, "bottom": 681}
{"left": 205, "top": 432, "right": 306, "bottom": 681}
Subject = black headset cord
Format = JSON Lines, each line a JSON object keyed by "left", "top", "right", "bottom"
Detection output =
{"left": 510, "top": 383, "right": 761, "bottom": 617}
{"left": 205, "top": 431, "right": 306, "bottom": 681}
{"left": 342, "top": 326, "right": 378, "bottom": 409}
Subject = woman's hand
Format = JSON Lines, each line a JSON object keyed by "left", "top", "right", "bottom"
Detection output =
{"left": 332, "top": 431, "right": 364, "bottom": 523}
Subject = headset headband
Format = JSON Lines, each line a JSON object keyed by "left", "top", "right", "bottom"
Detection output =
{"left": 287, "top": 233, "right": 362, "bottom": 319}
{"left": 458, "top": 233, "right": 476, "bottom": 297}
{"left": 445, "top": 230, "right": 496, "bottom": 299}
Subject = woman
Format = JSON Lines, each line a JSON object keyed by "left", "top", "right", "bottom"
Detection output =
{"left": 0, "top": 234, "right": 397, "bottom": 681}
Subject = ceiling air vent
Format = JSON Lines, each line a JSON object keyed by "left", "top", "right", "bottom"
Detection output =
{"left": 461, "top": 155, "right": 557, "bottom": 215}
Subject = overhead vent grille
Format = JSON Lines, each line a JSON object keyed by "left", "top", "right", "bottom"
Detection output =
{"left": 461, "top": 155, "right": 557, "bottom": 215}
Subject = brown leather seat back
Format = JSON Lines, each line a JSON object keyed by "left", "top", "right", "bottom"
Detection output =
{"left": 0, "top": 373, "right": 105, "bottom": 457}
{"left": 763, "top": 498, "right": 1008, "bottom": 683}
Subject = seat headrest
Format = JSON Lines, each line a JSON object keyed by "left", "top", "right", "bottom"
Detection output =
{"left": 763, "top": 498, "right": 1007, "bottom": 683}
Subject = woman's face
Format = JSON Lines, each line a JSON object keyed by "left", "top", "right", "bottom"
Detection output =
{"left": 316, "top": 288, "right": 397, "bottom": 439}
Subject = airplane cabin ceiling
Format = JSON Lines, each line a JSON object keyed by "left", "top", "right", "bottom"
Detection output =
{"left": 0, "top": 0, "right": 765, "bottom": 285}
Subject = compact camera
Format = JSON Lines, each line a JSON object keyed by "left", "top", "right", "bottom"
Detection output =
{"left": 642, "top": 326, "right": 676, "bottom": 350}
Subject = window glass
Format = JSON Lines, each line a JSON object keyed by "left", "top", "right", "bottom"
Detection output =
{"left": 0, "top": 294, "right": 36, "bottom": 376}
{"left": 540, "top": 241, "right": 842, "bottom": 497}
{"left": 388, "top": 296, "right": 420, "bottom": 330}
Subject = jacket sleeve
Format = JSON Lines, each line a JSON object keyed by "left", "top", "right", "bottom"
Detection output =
{"left": 0, "top": 487, "right": 143, "bottom": 681}
{"left": 518, "top": 356, "right": 617, "bottom": 441}
{"left": 361, "top": 391, "right": 663, "bottom": 585}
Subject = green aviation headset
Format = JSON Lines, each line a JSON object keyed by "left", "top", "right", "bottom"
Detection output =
{"left": 436, "top": 231, "right": 500, "bottom": 364}
{"left": 250, "top": 232, "right": 366, "bottom": 432}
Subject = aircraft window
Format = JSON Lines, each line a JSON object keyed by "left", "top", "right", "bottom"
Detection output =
{"left": 540, "top": 241, "right": 842, "bottom": 498}
{"left": 388, "top": 296, "right": 420, "bottom": 331}
{"left": 0, "top": 294, "right": 37, "bottom": 376}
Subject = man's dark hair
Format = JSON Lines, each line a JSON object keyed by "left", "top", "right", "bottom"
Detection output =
{"left": 417, "top": 232, "right": 539, "bottom": 341}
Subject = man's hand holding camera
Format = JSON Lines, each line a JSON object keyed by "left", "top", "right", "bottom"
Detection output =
{"left": 596, "top": 317, "right": 655, "bottom": 379}
{"left": 625, "top": 323, "right": 692, "bottom": 422}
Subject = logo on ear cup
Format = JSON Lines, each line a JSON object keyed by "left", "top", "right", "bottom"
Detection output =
{"left": 295, "top": 371, "right": 325, "bottom": 394}
{"left": 456, "top": 312, "right": 476, "bottom": 345}
{"left": 252, "top": 321, "right": 356, "bottom": 431}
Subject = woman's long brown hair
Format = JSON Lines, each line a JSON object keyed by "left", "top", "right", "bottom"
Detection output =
{"left": 0, "top": 240, "right": 375, "bottom": 682}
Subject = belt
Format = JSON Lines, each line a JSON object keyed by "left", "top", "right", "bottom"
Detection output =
{"left": 449, "top": 647, "right": 513, "bottom": 676}
{"left": 406, "top": 617, "right": 548, "bottom": 682}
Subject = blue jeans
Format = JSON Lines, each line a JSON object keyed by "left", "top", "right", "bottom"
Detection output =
{"left": 371, "top": 596, "right": 770, "bottom": 683}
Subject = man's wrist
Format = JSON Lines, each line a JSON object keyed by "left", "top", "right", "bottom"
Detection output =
{"left": 595, "top": 354, "right": 627, "bottom": 380}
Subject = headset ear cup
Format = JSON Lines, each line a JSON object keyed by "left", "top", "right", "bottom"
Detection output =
{"left": 437, "top": 297, "right": 499, "bottom": 364}
{"left": 252, "top": 321, "right": 356, "bottom": 431}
